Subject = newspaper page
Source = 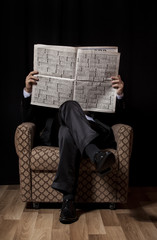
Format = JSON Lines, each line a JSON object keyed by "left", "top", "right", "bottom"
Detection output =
{"left": 31, "top": 44, "right": 76, "bottom": 108}
{"left": 31, "top": 44, "right": 120, "bottom": 112}
{"left": 74, "top": 49, "right": 120, "bottom": 112}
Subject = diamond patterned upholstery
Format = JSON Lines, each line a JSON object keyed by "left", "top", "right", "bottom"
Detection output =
{"left": 15, "top": 122, "right": 133, "bottom": 203}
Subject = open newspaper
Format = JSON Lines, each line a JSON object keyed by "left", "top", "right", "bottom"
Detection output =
{"left": 31, "top": 44, "right": 120, "bottom": 112}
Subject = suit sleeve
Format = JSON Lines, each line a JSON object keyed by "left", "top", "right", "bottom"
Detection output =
{"left": 21, "top": 95, "right": 36, "bottom": 123}
{"left": 114, "top": 96, "right": 126, "bottom": 123}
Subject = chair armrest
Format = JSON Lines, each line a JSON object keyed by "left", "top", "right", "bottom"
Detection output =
{"left": 15, "top": 122, "right": 36, "bottom": 157}
{"left": 112, "top": 124, "right": 133, "bottom": 158}
{"left": 112, "top": 123, "right": 133, "bottom": 202}
{"left": 14, "top": 122, "right": 36, "bottom": 202}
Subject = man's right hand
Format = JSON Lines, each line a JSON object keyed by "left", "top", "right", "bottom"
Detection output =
{"left": 25, "top": 70, "right": 39, "bottom": 93}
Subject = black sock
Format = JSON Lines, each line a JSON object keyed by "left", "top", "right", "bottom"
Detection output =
{"left": 84, "top": 143, "right": 100, "bottom": 163}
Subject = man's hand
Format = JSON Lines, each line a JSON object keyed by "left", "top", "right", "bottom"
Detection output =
{"left": 25, "top": 70, "right": 39, "bottom": 93}
{"left": 111, "top": 75, "right": 124, "bottom": 96}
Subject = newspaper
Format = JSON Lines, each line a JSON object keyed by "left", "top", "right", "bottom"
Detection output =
{"left": 31, "top": 44, "right": 120, "bottom": 112}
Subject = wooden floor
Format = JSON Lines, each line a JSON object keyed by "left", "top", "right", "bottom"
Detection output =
{"left": 0, "top": 185, "right": 157, "bottom": 240}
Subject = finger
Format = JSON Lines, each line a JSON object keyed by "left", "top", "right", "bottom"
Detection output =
{"left": 30, "top": 75, "right": 39, "bottom": 81}
{"left": 28, "top": 79, "right": 38, "bottom": 85}
{"left": 111, "top": 79, "right": 120, "bottom": 84}
{"left": 112, "top": 83, "right": 119, "bottom": 88}
{"left": 111, "top": 75, "right": 118, "bottom": 80}
{"left": 111, "top": 75, "right": 121, "bottom": 80}
{"left": 28, "top": 70, "right": 39, "bottom": 76}
{"left": 27, "top": 76, "right": 39, "bottom": 82}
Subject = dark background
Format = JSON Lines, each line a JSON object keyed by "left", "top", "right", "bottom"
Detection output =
{"left": 1, "top": 0, "right": 157, "bottom": 186}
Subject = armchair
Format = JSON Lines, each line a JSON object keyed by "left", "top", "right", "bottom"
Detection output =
{"left": 15, "top": 122, "right": 133, "bottom": 207}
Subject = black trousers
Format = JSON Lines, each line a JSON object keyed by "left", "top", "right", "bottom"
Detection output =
{"left": 52, "top": 100, "right": 116, "bottom": 195}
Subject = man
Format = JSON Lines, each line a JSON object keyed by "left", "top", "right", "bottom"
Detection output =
{"left": 22, "top": 70, "right": 124, "bottom": 223}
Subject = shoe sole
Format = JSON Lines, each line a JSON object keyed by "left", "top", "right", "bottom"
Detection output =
{"left": 96, "top": 152, "right": 116, "bottom": 176}
{"left": 59, "top": 216, "right": 78, "bottom": 224}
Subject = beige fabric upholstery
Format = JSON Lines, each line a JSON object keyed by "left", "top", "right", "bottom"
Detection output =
{"left": 15, "top": 122, "right": 133, "bottom": 203}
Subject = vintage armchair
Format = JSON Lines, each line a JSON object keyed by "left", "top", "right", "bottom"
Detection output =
{"left": 15, "top": 122, "right": 133, "bottom": 208}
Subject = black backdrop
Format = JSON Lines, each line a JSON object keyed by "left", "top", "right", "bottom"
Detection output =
{"left": 1, "top": 0, "right": 157, "bottom": 186}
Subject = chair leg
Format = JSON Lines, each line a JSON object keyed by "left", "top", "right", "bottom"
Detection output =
{"left": 109, "top": 202, "right": 116, "bottom": 210}
{"left": 33, "top": 202, "right": 40, "bottom": 209}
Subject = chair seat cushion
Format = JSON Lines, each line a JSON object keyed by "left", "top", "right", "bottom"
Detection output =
{"left": 30, "top": 146, "right": 118, "bottom": 172}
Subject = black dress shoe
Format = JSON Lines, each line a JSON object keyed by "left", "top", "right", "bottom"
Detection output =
{"left": 59, "top": 199, "right": 78, "bottom": 224}
{"left": 94, "top": 151, "right": 116, "bottom": 176}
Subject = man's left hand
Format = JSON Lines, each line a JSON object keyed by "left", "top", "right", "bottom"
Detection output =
{"left": 111, "top": 75, "right": 124, "bottom": 96}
